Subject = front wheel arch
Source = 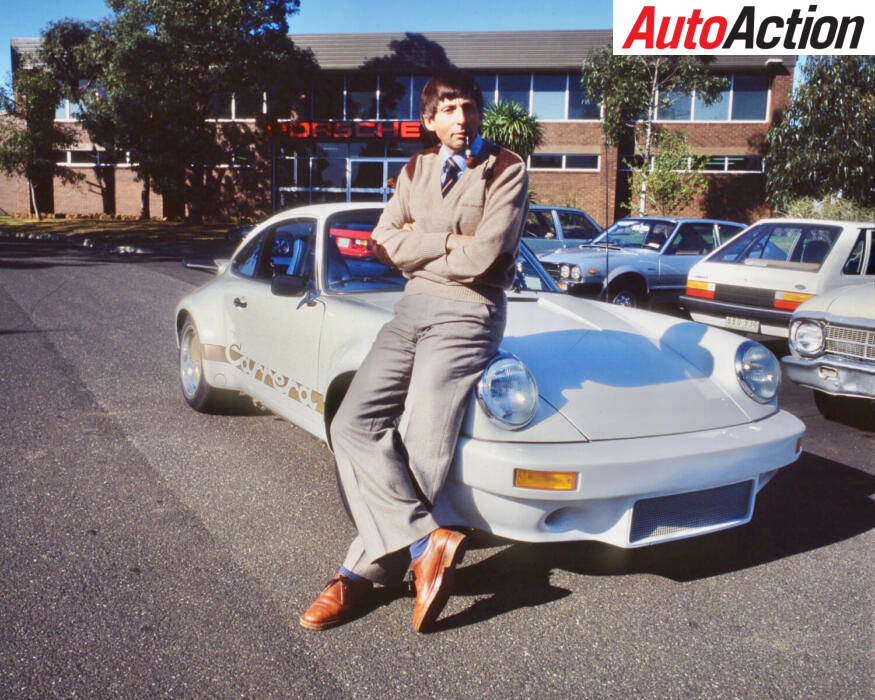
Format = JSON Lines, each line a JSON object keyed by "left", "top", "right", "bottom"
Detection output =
{"left": 323, "top": 371, "right": 356, "bottom": 451}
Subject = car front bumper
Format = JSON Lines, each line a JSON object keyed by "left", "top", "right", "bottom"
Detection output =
{"left": 782, "top": 354, "right": 875, "bottom": 399}
{"left": 433, "top": 410, "right": 804, "bottom": 548}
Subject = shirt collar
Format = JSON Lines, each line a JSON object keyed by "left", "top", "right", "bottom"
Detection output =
{"left": 440, "top": 133, "right": 485, "bottom": 172}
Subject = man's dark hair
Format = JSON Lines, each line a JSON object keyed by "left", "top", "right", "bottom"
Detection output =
{"left": 419, "top": 70, "right": 483, "bottom": 121}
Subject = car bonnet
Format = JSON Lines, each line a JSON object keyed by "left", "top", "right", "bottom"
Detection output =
{"left": 500, "top": 295, "right": 754, "bottom": 440}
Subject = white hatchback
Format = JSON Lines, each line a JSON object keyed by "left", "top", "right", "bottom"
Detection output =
{"left": 682, "top": 219, "right": 875, "bottom": 338}
{"left": 175, "top": 203, "right": 805, "bottom": 549}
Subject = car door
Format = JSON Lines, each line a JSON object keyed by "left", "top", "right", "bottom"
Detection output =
{"left": 658, "top": 223, "right": 720, "bottom": 295}
{"left": 223, "top": 220, "right": 325, "bottom": 426}
{"left": 522, "top": 209, "right": 562, "bottom": 256}
{"left": 257, "top": 219, "right": 327, "bottom": 429}
{"left": 556, "top": 210, "right": 602, "bottom": 246}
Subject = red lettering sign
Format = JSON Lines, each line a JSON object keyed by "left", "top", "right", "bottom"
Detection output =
{"left": 267, "top": 120, "right": 421, "bottom": 140}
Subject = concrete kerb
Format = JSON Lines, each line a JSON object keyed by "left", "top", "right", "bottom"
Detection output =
{"left": 0, "top": 228, "right": 233, "bottom": 258}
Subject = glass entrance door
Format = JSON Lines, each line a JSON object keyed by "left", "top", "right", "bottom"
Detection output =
{"left": 349, "top": 158, "right": 408, "bottom": 202}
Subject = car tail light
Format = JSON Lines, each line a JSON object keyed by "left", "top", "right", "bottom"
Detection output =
{"left": 686, "top": 280, "right": 715, "bottom": 299}
{"left": 773, "top": 291, "right": 813, "bottom": 311}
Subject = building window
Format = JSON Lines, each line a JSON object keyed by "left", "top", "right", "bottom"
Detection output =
{"left": 313, "top": 75, "right": 344, "bottom": 119}
{"left": 656, "top": 73, "right": 769, "bottom": 122}
{"left": 380, "top": 74, "right": 412, "bottom": 119}
{"left": 568, "top": 77, "right": 601, "bottom": 120}
{"left": 731, "top": 74, "right": 769, "bottom": 121}
{"left": 474, "top": 74, "right": 497, "bottom": 110}
{"left": 626, "top": 155, "right": 763, "bottom": 173}
{"left": 693, "top": 84, "right": 730, "bottom": 120}
{"left": 234, "top": 89, "right": 264, "bottom": 119}
{"left": 532, "top": 74, "right": 566, "bottom": 120}
{"left": 659, "top": 90, "right": 692, "bottom": 121}
{"left": 530, "top": 153, "right": 599, "bottom": 170}
{"left": 498, "top": 73, "right": 530, "bottom": 111}
{"left": 346, "top": 74, "right": 377, "bottom": 119}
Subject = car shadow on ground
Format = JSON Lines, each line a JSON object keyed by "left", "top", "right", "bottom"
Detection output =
{"left": 433, "top": 451, "right": 874, "bottom": 631}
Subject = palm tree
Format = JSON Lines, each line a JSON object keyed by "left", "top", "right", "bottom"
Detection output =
{"left": 480, "top": 100, "right": 543, "bottom": 161}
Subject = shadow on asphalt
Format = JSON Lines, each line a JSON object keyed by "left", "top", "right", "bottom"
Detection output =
{"left": 434, "top": 452, "right": 874, "bottom": 631}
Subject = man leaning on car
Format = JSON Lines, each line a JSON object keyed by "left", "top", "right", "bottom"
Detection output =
{"left": 299, "top": 70, "right": 529, "bottom": 632}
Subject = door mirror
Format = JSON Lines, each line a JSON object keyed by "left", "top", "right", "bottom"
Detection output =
{"left": 271, "top": 274, "right": 308, "bottom": 297}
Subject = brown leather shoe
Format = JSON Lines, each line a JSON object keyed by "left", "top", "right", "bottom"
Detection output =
{"left": 299, "top": 575, "right": 372, "bottom": 630}
{"left": 411, "top": 528, "right": 467, "bottom": 632}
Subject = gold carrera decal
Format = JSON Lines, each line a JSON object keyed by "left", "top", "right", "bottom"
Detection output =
{"left": 202, "top": 343, "right": 324, "bottom": 414}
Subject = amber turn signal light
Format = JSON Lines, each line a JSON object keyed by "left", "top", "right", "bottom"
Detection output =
{"left": 514, "top": 469, "right": 577, "bottom": 491}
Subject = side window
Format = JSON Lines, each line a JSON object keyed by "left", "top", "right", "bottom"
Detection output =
{"left": 558, "top": 212, "right": 600, "bottom": 241}
{"left": 667, "top": 223, "right": 716, "bottom": 255}
{"left": 717, "top": 224, "right": 744, "bottom": 243}
{"left": 269, "top": 221, "right": 317, "bottom": 278}
{"left": 844, "top": 230, "right": 875, "bottom": 275}
{"left": 842, "top": 231, "right": 866, "bottom": 275}
{"left": 524, "top": 210, "right": 557, "bottom": 239}
{"left": 231, "top": 233, "right": 266, "bottom": 278}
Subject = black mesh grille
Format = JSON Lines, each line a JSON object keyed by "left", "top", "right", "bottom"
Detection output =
{"left": 540, "top": 261, "right": 561, "bottom": 280}
{"left": 713, "top": 284, "right": 775, "bottom": 307}
{"left": 630, "top": 481, "right": 754, "bottom": 543}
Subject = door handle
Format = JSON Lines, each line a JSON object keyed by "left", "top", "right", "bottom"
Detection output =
{"left": 233, "top": 297, "right": 247, "bottom": 308}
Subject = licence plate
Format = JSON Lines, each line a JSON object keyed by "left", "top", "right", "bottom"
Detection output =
{"left": 725, "top": 316, "right": 759, "bottom": 333}
{"left": 337, "top": 237, "right": 351, "bottom": 247}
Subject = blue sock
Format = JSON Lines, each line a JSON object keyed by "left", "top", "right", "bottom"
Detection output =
{"left": 409, "top": 534, "right": 430, "bottom": 562}
{"left": 338, "top": 566, "right": 368, "bottom": 583}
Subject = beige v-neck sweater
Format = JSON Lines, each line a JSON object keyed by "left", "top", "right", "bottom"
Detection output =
{"left": 372, "top": 142, "right": 528, "bottom": 305}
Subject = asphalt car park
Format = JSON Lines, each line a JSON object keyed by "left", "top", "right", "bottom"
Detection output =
{"left": 0, "top": 234, "right": 872, "bottom": 697}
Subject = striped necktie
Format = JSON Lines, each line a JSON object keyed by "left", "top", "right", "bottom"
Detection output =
{"left": 441, "top": 158, "right": 460, "bottom": 197}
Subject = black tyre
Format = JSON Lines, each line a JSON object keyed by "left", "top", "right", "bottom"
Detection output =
{"left": 178, "top": 317, "right": 237, "bottom": 413}
{"left": 609, "top": 286, "right": 642, "bottom": 308}
{"left": 813, "top": 390, "right": 843, "bottom": 421}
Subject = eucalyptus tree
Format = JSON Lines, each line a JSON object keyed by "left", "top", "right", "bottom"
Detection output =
{"left": 766, "top": 56, "right": 874, "bottom": 212}
{"left": 41, "top": 0, "right": 318, "bottom": 220}
{"left": 0, "top": 67, "right": 81, "bottom": 219}
{"left": 580, "top": 48, "right": 727, "bottom": 215}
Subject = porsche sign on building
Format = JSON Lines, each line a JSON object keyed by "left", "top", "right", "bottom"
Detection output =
{"left": 3, "top": 31, "right": 794, "bottom": 225}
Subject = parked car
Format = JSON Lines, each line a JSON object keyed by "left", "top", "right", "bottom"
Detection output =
{"left": 782, "top": 283, "right": 875, "bottom": 420}
{"left": 682, "top": 219, "right": 875, "bottom": 338}
{"left": 175, "top": 203, "right": 803, "bottom": 549}
{"left": 522, "top": 204, "right": 603, "bottom": 256}
{"left": 539, "top": 217, "right": 745, "bottom": 307}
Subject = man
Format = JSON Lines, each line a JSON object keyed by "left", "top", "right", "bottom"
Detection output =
{"left": 300, "top": 70, "right": 528, "bottom": 632}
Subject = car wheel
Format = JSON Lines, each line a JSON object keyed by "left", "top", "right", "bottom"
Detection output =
{"left": 178, "top": 317, "right": 235, "bottom": 413}
{"left": 813, "top": 390, "right": 846, "bottom": 421}
{"left": 609, "top": 287, "right": 641, "bottom": 308}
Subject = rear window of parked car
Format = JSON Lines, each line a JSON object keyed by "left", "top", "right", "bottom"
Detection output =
{"left": 709, "top": 222, "right": 842, "bottom": 271}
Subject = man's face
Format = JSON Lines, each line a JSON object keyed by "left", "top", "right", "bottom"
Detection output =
{"left": 423, "top": 97, "right": 482, "bottom": 154}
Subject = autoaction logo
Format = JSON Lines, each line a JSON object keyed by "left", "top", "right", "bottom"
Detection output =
{"left": 613, "top": 0, "right": 873, "bottom": 54}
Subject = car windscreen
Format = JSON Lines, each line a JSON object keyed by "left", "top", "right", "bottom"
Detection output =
{"left": 708, "top": 222, "right": 843, "bottom": 271}
{"left": 593, "top": 219, "right": 673, "bottom": 249}
{"left": 323, "top": 211, "right": 406, "bottom": 293}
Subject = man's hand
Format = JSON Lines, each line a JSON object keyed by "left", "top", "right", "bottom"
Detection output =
{"left": 401, "top": 222, "right": 416, "bottom": 232}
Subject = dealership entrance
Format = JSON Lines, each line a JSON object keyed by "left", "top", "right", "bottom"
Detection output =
{"left": 270, "top": 120, "right": 425, "bottom": 208}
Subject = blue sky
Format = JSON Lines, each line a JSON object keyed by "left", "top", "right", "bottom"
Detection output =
{"left": 1, "top": 0, "right": 612, "bottom": 83}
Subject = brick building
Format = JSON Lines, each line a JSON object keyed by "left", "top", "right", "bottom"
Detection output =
{"left": 2, "top": 31, "right": 795, "bottom": 226}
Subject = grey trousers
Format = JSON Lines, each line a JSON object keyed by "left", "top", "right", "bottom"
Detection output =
{"left": 330, "top": 293, "right": 506, "bottom": 584}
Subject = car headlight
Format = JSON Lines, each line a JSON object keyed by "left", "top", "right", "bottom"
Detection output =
{"left": 476, "top": 353, "right": 539, "bottom": 430}
{"left": 789, "top": 319, "right": 824, "bottom": 357}
{"left": 560, "top": 264, "right": 570, "bottom": 279}
{"left": 569, "top": 265, "right": 581, "bottom": 281}
{"left": 735, "top": 340, "right": 781, "bottom": 403}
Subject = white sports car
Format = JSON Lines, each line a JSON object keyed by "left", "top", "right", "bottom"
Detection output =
{"left": 175, "top": 203, "right": 805, "bottom": 548}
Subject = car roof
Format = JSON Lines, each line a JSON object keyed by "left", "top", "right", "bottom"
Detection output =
{"left": 745, "top": 217, "right": 875, "bottom": 228}
{"left": 530, "top": 204, "right": 590, "bottom": 214}
{"left": 613, "top": 216, "right": 745, "bottom": 226}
